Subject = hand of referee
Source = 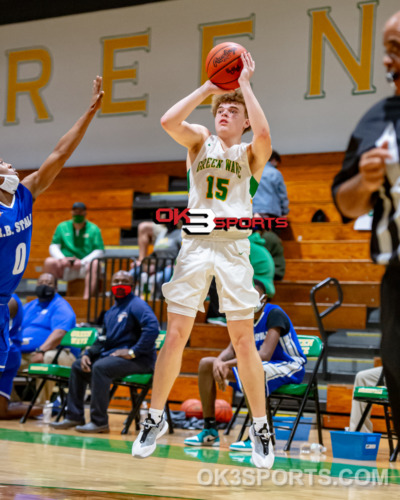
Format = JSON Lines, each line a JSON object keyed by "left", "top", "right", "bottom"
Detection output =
{"left": 359, "top": 141, "right": 392, "bottom": 192}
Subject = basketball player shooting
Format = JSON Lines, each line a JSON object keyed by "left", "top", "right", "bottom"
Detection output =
{"left": 0, "top": 76, "right": 104, "bottom": 377}
{"left": 132, "top": 52, "right": 275, "bottom": 468}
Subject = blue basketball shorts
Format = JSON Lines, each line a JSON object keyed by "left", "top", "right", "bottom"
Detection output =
{"left": 0, "top": 305, "right": 10, "bottom": 375}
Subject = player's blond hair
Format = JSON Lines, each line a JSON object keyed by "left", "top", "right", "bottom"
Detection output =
{"left": 211, "top": 89, "right": 251, "bottom": 134}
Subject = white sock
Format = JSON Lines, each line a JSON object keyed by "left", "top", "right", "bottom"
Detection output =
{"left": 253, "top": 416, "right": 268, "bottom": 433}
{"left": 149, "top": 408, "right": 163, "bottom": 424}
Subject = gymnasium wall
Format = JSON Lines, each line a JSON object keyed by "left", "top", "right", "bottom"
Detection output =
{"left": 0, "top": 0, "right": 398, "bottom": 169}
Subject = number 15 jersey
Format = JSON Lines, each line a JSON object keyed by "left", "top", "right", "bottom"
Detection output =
{"left": 0, "top": 184, "right": 33, "bottom": 303}
{"left": 187, "top": 135, "right": 258, "bottom": 239}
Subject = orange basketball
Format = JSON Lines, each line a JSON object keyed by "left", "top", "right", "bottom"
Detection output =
{"left": 215, "top": 399, "right": 233, "bottom": 423}
{"left": 206, "top": 42, "right": 247, "bottom": 90}
{"left": 181, "top": 398, "right": 203, "bottom": 419}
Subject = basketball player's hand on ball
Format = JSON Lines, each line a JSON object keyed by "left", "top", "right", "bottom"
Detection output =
{"left": 359, "top": 141, "right": 391, "bottom": 193}
{"left": 238, "top": 52, "right": 255, "bottom": 86}
{"left": 204, "top": 80, "right": 234, "bottom": 95}
{"left": 89, "top": 75, "right": 104, "bottom": 112}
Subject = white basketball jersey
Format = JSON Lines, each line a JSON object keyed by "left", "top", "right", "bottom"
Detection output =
{"left": 187, "top": 135, "right": 258, "bottom": 239}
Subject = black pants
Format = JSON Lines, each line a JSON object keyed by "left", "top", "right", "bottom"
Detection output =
{"left": 381, "top": 266, "right": 400, "bottom": 438}
{"left": 66, "top": 355, "right": 154, "bottom": 426}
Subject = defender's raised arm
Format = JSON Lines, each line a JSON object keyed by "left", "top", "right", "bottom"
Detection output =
{"left": 23, "top": 76, "right": 104, "bottom": 199}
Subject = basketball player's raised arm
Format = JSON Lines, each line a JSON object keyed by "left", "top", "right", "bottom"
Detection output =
{"left": 160, "top": 81, "right": 228, "bottom": 151}
{"left": 22, "top": 76, "right": 104, "bottom": 199}
{"left": 239, "top": 53, "right": 272, "bottom": 180}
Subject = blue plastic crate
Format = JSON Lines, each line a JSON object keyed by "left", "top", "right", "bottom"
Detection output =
{"left": 330, "top": 431, "right": 381, "bottom": 461}
{"left": 273, "top": 416, "right": 312, "bottom": 441}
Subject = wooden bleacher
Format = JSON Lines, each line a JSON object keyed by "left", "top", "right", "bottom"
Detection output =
{"left": 19, "top": 162, "right": 186, "bottom": 280}
{"left": 20, "top": 153, "right": 384, "bottom": 419}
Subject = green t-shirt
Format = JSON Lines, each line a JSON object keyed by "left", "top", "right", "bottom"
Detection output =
{"left": 51, "top": 220, "right": 104, "bottom": 260}
{"left": 249, "top": 232, "right": 275, "bottom": 298}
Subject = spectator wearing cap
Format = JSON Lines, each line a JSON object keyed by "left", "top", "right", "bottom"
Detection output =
{"left": 44, "top": 202, "right": 104, "bottom": 299}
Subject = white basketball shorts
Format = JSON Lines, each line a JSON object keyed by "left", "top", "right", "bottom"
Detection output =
{"left": 162, "top": 237, "right": 259, "bottom": 318}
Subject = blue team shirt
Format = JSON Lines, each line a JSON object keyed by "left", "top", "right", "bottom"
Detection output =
{"left": 231, "top": 303, "right": 306, "bottom": 395}
{"left": 20, "top": 293, "right": 76, "bottom": 353}
{"left": 254, "top": 303, "right": 306, "bottom": 366}
{"left": 0, "top": 184, "right": 33, "bottom": 303}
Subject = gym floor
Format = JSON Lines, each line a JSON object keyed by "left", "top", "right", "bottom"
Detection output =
{"left": 0, "top": 412, "right": 399, "bottom": 500}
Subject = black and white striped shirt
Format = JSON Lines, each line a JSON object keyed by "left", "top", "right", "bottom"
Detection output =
{"left": 332, "top": 96, "right": 400, "bottom": 266}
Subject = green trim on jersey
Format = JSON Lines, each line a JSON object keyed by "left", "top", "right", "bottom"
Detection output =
{"left": 187, "top": 169, "right": 191, "bottom": 191}
{"left": 250, "top": 176, "right": 259, "bottom": 197}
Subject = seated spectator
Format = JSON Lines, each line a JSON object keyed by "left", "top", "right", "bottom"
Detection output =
{"left": 206, "top": 232, "right": 275, "bottom": 326}
{"left": 44, "top": 202, "right": 104, "bottom": 299}
{"left": 258, "top": 228, "right": 285, "bottom": 281}
{"left": 185, "top": 280, "right": 306, "bottom": 450}
{"left": 252, "top": 150, "right": 289, "bottom": 231}
{"left": 0, "top": 294, "right": 41, "bottom": 419}
{"left": 19, "top": 273, "right": 77, "bottom": 403}
{"left": 136, "top": 221, "right": 167, "bottom": 265}
{"left": 50, "top": 271, "right": 159, "bottom": 433}
{"left": 349, "top": 366, "right": 383, "bottom": 433}
{"left": 132, "top": 220, "right": 182, "bottom": 296}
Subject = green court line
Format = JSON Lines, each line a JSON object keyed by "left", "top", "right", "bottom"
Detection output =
{"left": 1, "top": 428, "right": 399, "bottom": 485}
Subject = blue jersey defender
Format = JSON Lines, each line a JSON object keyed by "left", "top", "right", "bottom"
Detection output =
{"left": 0, "top": 76, "right": 104, "bottom": 374}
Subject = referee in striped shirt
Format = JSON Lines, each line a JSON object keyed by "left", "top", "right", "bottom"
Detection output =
{"left": 332, "top": 11, "right": 400, "bottom": 443}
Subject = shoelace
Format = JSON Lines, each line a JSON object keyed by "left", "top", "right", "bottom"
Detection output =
{"left": 254, "top": 427, "right": 274, "bottom": 455}
{"left": 140, "top": 418, "right": 160, "bottom": 443}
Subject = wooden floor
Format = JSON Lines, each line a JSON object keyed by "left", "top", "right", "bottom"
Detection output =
{"left": 0, "top": 412, "right": 399, "bottom": 500}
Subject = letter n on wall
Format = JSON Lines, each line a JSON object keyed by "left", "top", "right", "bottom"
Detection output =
{"left": 305, "top": 1, "right": 378, "bottom": 99}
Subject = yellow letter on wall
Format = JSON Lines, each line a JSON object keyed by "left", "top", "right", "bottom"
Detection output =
{"left": 6, "top": 48, "right": 52, "bottom": 125}
{"left": 199, "top": 15, "right": 255, "bottom": 106}
{"left": 101, "top": 30, "right": 150, "bottom": 116}
{"left": 306, "top": 1, "right": 377, "bottom": 98}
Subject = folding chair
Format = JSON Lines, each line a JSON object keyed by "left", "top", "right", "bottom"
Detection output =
{"left": 354, "top": 382, "right": 399, "bottom": 462}
{"left": 224, "top": 394, "right": 245, "bottom": 436}
{"left": 20, "top": 327, "right": 98, "bottom": 423}
{"left": 233, "top": 335, "right": 325, "bottom": 452}
{"left": 270, "top": 335, "right": 325, "bottom": 451}
{"left": 110, "top": 330, "right": 174, "bottom": 435}
{"left": 310, "top": 277, "right": 343, "bottom": 380}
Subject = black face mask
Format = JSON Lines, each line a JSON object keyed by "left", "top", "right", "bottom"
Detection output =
{"left": 35, "top": 284, "right": 56, "bottom": 302}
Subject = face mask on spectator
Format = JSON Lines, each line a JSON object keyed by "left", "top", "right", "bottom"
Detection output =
{"left": 35, "top": 284, "right": 56, "bottom": 302}
{"left": 254, "top": 294, "right": 266, "bottom": 314}
{"left": 0, "top": 174, "right": 19, "bottom": 194}
{"left": 111, "top": 285, "right": 132, "bottom": 299}
{"left": 72, "top": 214, "right": 85, "bottom": 224}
